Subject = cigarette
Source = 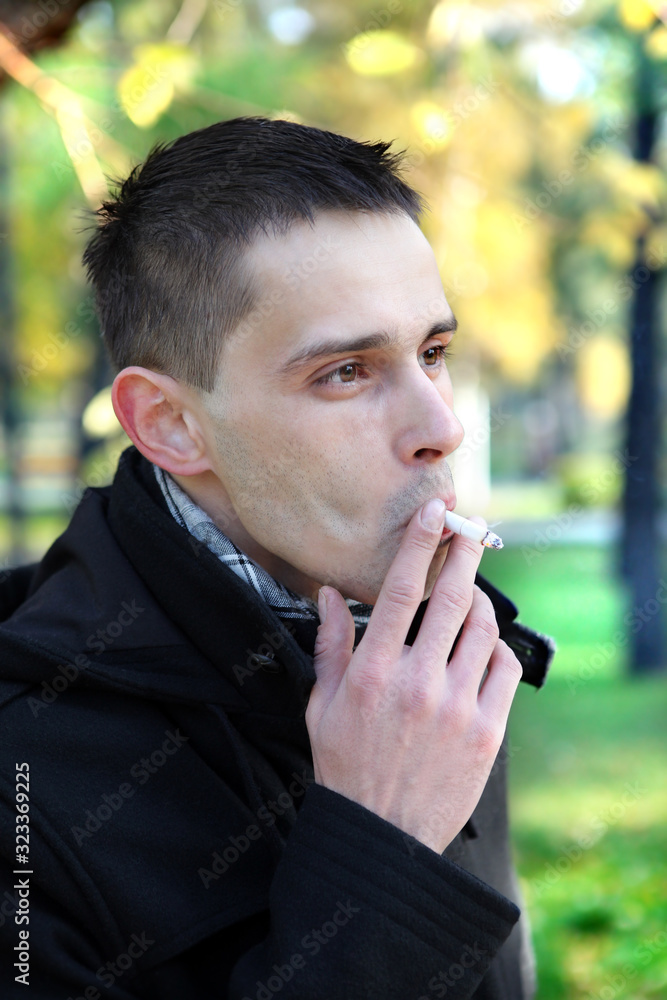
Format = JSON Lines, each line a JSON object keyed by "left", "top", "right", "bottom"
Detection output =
{"left": 444, "top": 511, "right": 503, "bottom": 550}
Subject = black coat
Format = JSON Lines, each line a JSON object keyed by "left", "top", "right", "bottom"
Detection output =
{"left": 0, "top": 447, "right": 553, "bottom": 999}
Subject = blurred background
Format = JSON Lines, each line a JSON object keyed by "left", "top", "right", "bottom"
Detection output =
{"left": 0, "top": 0, "right": 665, "bottom": 995}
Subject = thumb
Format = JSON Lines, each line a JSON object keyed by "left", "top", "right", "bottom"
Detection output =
{"left": 312, "top": 586, "right": 356, "bottom": 701}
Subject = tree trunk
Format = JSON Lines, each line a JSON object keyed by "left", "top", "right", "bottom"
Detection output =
{"left": 0, "top": 106, "right": 27, "bottom": 566}
{"left": 621, "top": 43, "right": 665, "bottom": 674}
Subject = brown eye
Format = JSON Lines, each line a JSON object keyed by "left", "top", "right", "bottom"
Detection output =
{"left": 315, "top": 361, "right": 367, "bottom": 386}
{"left": 421, "top": 345, "right": 449, "bottom": 369}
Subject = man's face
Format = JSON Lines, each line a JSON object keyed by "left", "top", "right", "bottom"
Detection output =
{"left": 196, "top": 209, "right": 464, "bottom": 605}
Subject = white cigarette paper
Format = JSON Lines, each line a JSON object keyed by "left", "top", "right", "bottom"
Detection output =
{"left": 444, "top": 511, "right": 503, "bottom": 550}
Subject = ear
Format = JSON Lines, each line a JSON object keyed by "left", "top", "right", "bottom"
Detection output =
{"left": 111, "top": 366, "right": 211, "bottom": 476}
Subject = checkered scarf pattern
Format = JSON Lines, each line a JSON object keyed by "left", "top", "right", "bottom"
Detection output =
{"left": 153, "top": 465, "right": 374, "bottom": 627}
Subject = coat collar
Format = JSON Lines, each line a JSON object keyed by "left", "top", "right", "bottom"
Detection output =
{"left": 111, "top": 446, "right": 554, "bottom": 691}
{"left": 0, "top": 445, "right": 552, "bottom": 716}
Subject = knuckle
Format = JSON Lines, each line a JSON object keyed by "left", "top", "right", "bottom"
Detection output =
{"left": 471, "top": 716, "right": 503, "bottom": 757}
{"left": 473, "top": 588, "right": 495, "bottom": 616}
{"left": 313, "top": 632, "right": 335, "bottom": 658}
{"left": 415, "top": 630, "right": 444, "bottom": 664}
{"left": 384, "top": 577, "right": 421, "bottom": 611}
{"left": 468, "top": 612, "right": 500, "bottom": 646}
{"left": 403, "top": 674, "right": 438, "bottom": 715}
{"left": 473, "top": 584, "right": 495, "bottom": 614}
{"left": 438, "top": 689, "right": 473, "bottom": 734}
{"left": 443, "top": 582, "right": 472, "bottom": 618}
{"left": 496, "top": 640, "right": 523, "bottom": 681}
{"left": 346, "top": 662, "right": 387, "bottom": 702}
{"left": 413, "top": 528, "right": 441, "bottom": 554}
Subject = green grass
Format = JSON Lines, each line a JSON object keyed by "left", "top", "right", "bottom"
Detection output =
{"left": 483, "top": 545, "right": 667, "bottom": 999}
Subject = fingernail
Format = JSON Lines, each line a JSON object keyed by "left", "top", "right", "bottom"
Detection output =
{"left": 421, "top": 498, "right": 446, "bottom": 530}
{"left": 318, "top": 587, "right": 327, "bottom": 623}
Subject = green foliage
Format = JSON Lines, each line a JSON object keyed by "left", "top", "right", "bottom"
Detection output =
{"left": 2, "top": 0, "right": 665, "bottom": 406}
{"left": 484, "top": 544, "right": 667, "bottom": 998}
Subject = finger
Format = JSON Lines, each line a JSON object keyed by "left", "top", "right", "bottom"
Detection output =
{"left": 410, "top": 521, "right": 488, "bottom": 665}
{"left": 311, "top": 587, "right": 356, "bottom": 702}
{"left": 357, "top": 498, "right": 447, "bottom": 663}
{"left": 438, "top": 586, "right": 499, "bottom": 695}
{"left": 477, "top": 639, "right": 523, "bottom": 720}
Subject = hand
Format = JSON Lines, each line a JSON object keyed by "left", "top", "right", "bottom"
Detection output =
{"left": 305, "top": 499, "right": 523, "bottom": 855}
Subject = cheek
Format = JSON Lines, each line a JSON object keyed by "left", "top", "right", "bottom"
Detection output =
{"left": 211, "top": 390, "right": 391, "bottom": 526}
{"left": 437, "top": 371, "right": 455, "bottom": 407}
{"left": 213, "top": 400, "right": 290, "bottom": 466}
{"left": 212, "top": 412, "right": 326, "bottom": 513}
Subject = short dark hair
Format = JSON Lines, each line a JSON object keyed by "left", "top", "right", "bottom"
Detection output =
{"left": 83, "top": 116, "right": 424, "bottom": 393}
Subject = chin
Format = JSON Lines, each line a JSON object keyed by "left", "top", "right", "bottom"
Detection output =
{"left": 336, "top": 538, "right": 452, "bottom": 608}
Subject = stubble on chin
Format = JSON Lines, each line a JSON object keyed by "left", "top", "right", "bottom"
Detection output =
{"left": 324, "top": 536, "right": 452, "bottom": 608}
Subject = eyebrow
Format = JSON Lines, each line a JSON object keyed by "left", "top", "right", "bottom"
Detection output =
{"left": 273, "top": 316, "right": 458, "bottom": 381}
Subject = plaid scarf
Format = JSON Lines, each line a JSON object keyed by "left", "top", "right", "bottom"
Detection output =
{"left": 153, "top": 465, "right": 374, "bottom": 627}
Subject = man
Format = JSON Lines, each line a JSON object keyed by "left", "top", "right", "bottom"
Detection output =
{"left": 0, "top": 117, "right": 553, "bottom": 999}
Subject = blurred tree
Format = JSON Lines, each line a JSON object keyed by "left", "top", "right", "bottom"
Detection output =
{"left": 0, "top": 0, "right": 93, "bottom": 70}
{"left": 0, "top": 104, "right": 25, "bottom": 564}
{"left": 0, "top": 0, "right": 100, "bottom": 565}
{"left": 621, "top": 31, "right": 665, "bottom": 674}
{"left": 0, "top": 0, "right": 664, "bottom": 651}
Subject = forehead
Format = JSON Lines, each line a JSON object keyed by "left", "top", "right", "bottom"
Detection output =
{"left": 229, "top": 210, "right": 452, "bottom": 361}
{"left": 250, "top": 208, "right": 435, "bottom": 289}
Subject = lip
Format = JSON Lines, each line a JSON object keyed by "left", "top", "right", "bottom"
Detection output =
{"left": 398, "top": 493, "right": 457, "bottom": 532}
{"left": 438, "top": 527, "right": 455, "bottom": 547}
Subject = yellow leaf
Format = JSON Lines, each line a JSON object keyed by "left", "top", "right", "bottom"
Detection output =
{"left": 427, "top": 2, "right": 482, "bottom": 49}
{"left": 134, "top": 43, "right": 197, "bottom": 90}
{"left": 578, "top": 218, "right": 637, "bottom": 269}
{"left": 619, "top": 0, "right": 656, "bottom": 32}
{"left": 602, "top": 155, "right": 667, "bottom": 212}
{"left": 577, "top": 337, "right": 629, "bottom": 419}
{"left": 645, "top": 24, "right": 667, "bottom": 59}
{"left": 82, "top": 387, "right": 120, "bottom": 439}
{"left": 345, "top": 31, "right": 422, "bottom": 76}
{"left": 645, "top": 226, "right": 667, "bottom": 268}
{"left": 461, "top": 284, "right": 559, "bottom": 383}
{"left": 119, "top": 64, "right": 175, "bottom": 128}
{"left": 118, "top": 43, "right": 196, "bottom": 128}
{"left": 455, "top": 97, "right": 534, "bottom": 178}
{"left": 410, "top": 100, "right": 453, "bottom": 149}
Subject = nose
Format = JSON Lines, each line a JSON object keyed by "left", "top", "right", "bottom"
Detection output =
{"left": 394, "top": 368, "right": 464, "bottom": 465}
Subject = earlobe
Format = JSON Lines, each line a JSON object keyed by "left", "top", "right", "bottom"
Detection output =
{"left": 111, "top": 366, "right": 211, "bottom": 476}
